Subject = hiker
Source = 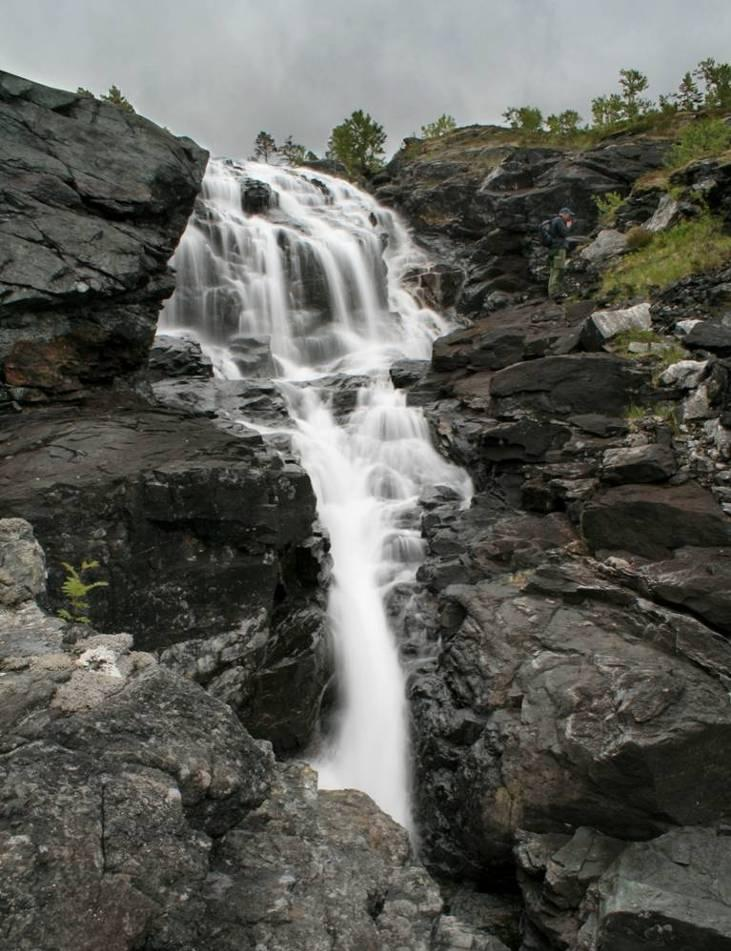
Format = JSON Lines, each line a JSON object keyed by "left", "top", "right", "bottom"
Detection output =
{"left": 544, "top": 207, "right": 576, "bottom": 300}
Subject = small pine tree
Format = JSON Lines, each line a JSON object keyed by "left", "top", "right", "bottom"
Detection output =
{"left": 675, "top": 71, "right": 703, "bottom": 111}
{"left": 618, "top": 68, "right": 652, "bottom": 120}
{"left": 420, "top": 114, "right": 457, "bottom": 138}
{"left": 591, "top": 93, "right": 625, "bottom": 128}
{"left": 253, "top": 131, "right": 277, "bottom": 163}
{"left": 280, "top": 135, "right": 307, "bottom": 165}
{"left": 101, "top": 84, "right": 135, "bottom": 113}
{"left": 327, "top": 110, "right": 386, "bottom": 178}
{"left": 694, "top": 57, "right": 731, "bottom": 109}
{"left": 503, "top": 106, "right": 544, "bottom": 132}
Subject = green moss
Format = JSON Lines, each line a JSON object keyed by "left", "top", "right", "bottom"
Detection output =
{"left": 602, "top": 214, "right": 731, "bottom": 298}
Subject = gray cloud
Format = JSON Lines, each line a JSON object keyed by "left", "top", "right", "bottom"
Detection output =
{"left": 3, "top": 0, "right": 731, "bottom": 159}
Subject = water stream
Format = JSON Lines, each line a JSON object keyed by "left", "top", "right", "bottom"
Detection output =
{"left": 161, "top": 159, "right": 472, "bottom": 829}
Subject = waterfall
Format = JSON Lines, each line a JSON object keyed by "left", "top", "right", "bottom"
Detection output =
{"left": 161, "top": 159, "right": 472, "bottom": 829}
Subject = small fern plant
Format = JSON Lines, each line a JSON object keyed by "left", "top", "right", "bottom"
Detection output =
{"left": 58, "top": 560, "right": 109, "bottom": 624}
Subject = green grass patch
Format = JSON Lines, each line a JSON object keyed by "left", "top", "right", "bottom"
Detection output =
{"left": 602, "top": 214, "right": 731, "bottom": 298}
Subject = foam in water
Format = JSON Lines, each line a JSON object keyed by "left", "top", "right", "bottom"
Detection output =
{"left": 161, "top": 159, "right": 472, "bottom": 829}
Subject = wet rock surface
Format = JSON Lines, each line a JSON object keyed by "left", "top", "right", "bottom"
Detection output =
{"left": 377, "top": 122, "right": 731, "bottom": 950}
{"left": 376, "top": 128, "right": 670, "bottom": 314}
{"left": 0, "top": 70, "right": 208, "bottom": 400}
{"left": 0, "top": 520, "right": 513, "bottom": 951}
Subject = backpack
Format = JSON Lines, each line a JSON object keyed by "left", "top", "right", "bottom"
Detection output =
{"left": 539, "top": 218, "right": 554, "bottom": 248}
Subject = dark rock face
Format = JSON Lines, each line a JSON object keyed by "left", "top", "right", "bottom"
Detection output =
{"left": 588, "top": 829, "right": 731, "bottom": 950}
{"left": 490, "top": 354, "right": 648, "bottom": 417}
{"left": 148, "top": 333, "right": 214, "bottom": 381}
{"left": 0, "top": 526, "right": 514, "bottom": 951}
{"left": 0, "top": 399, "right": 319, "bottom": 648}
{"left": 379, "top": 128, "right": 731, "bottom": 950}
{"left": 375, "top": 128, "right": 670, "bottom": 314}
{"left": 581, "top": 482, "right": 731, "bottom": 558}
{"left": 241, "top": 177, "right": 276, "bottom": 213}
{"left": 0, "top": 71, "right": 208, "bottom": 400}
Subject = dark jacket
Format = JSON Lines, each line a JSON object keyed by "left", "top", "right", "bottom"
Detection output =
{"left": 548, "top": 216, "right": 570, "bottom": 250}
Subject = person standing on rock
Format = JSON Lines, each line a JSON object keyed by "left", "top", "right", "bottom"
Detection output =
{"left": 546, "top": 207, "right": 576, "bottom": 300}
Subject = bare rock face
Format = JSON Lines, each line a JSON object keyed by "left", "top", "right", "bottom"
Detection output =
{"left": 0, "top": 530, "right": 513, "bottom": 951}
{"left": 0, "top": 517, "right": 45, "bottom": 606}
{"left": 0, "top": 70, "right": 208, "bottom": 401}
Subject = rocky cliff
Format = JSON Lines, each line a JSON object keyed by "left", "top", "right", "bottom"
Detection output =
{"left": 2, "top": 71, "right": 731, "bottom": 951}
{"left": 377, "top": 124, "right": 731, "bottom": 949}
{"left": 0, "top": 72, "right": 329, "bottom": 753}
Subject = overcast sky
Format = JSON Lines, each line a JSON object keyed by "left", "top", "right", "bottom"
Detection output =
{"left": 4, "top": 0, "right": 731, "bottom": 160}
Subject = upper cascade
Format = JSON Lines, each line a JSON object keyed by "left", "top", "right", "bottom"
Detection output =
{"left": 161, "top": 158, "right": 450, "bottom": 379}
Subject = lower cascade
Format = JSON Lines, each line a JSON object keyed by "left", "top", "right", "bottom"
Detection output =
{"left": 161, "top": 158, "right": 472, "bottom": 828}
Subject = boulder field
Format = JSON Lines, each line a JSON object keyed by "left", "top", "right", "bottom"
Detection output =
{"left": 2, "top": 72, "right": 731, "bottom": 950}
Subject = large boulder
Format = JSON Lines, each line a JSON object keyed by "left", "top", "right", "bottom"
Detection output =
{"left": 0, "top": 401, "right": 322, "bottom": 650}
{"left": 490, "top": 354, "right": 648, "bottom": 417}
{"left": 0, "top": 518, "right": 45, "bottom": 606}
{"left": 0, "top": 71, "right": 208, "bottom": 400}
{"left": 586, "top": 829, "right": 731, "bottom": 951}
{"left": 581, "top": 482, "right": 731, "bottom": 558}
{"left": 411, "top": 569, "right": 731, "bottom": 879}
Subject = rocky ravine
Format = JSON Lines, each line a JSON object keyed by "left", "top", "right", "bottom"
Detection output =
{"left": 2, "top": 70, "right": 731, "bottom": 951}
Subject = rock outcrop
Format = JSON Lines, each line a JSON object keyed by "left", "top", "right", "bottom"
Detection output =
{"left": 377, "top": 121, "right": 731, "bottom": 950}
{"left": 375, "top": 127, "right": 670, "bottom": 313}
{"left": 0, "top": 70, "right": 208, "bottom": 402}
{"left": 0, "top": 519, "right": 514, "bottom": 951}
{"left": 0, "top": 74, "right": 329, "bottom": 757}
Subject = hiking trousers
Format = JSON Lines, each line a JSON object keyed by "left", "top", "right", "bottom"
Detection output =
{"left": 548, "top": 248, "right": 566, "bottom": 298}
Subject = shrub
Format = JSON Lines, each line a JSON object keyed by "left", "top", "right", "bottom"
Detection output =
{"left": 421, "top": 114, "right": 457, "bottom": 139}
{"left": 593, "top": 191, "right": 624, "bottom": 226}
{"left": 624, "top": 226, "right": 653, "bottom": 250}
{"left": 602, "top": 213, "right": 731, "bottom": 298}
{"left": 665, "top": 118, "right": 731, "bottom": 169}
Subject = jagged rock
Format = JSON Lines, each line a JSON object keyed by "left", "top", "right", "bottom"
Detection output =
{"left": 148, "top": 333, "right": 214, "bottom": 381}
{"left": 432, "top": 300, "right": 584, "bottom": 374}
{"left": 579, "top": 302, "right": 651, "bottom": 351}
{"left": 516, "top": 828, "right": 626, "bottom": 949}
{"left": 581, "top": 482, "right": 731, "bottom": 558}
{"left": 0, "top": 611, "right": 276, "bottom": 951}
{"left": 585, "top": 828, "right": 731, "bottom": 951}
{"left": 0, "top": 71, "right": 208, "bottom": 398}
{"left": 241, "top": 177, "right": 275, "bottom": 213}
{"left": 411, "top": 571, "right": 731, "bottom": 879}
{"left": 0, "top": 518, "right": 45, "bottom": 606}
{"left": 636, "top": 546, "right": 731, "bottom": 635}
{"left": 578, "top": 229, "right": 628, "bottom": 266}
{"left": 376, "top": 129, "right": 670, "bottom": 312}
{"left": 659, "top": 358, "right": 708, "bottom": 388}
{"left": 683, "top": 314, "right": 731, "bottom": 355}
{"left": 490, "top": 354, "right": 648, "bottom": 417}
{"left": 600, "top": 443, "right": 677, "bottom": 484}
{"left": 643, "top": 193, "right": 689, "bottom": 232}
{"left": 0, "top": 401, "right": 322, "bottom": 651}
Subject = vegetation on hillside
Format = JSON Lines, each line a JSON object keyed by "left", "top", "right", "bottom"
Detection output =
{"left": 602, "top": 213, "right": 731, "bottom": 298}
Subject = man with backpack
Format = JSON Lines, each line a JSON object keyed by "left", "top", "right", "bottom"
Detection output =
{"left": 541, "top": 207, "right": 576, "bottom": 299}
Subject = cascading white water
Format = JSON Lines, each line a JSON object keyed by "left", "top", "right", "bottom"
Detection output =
{"left": 161, "top": 159, "right": 472, "bottom": 829}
